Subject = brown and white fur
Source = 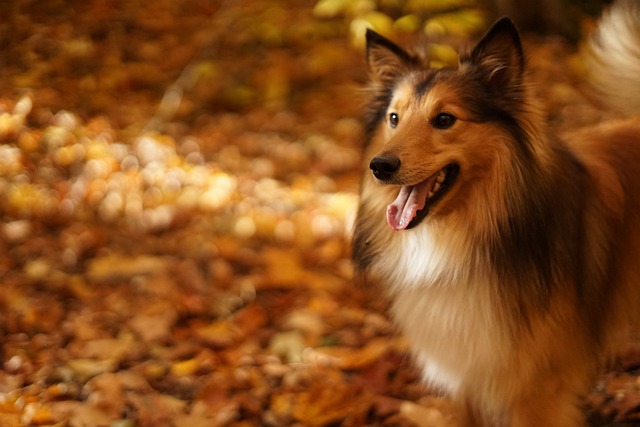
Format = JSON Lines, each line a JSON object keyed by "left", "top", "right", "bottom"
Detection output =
{"left": 352, "top": 1, "right": 640, "bottom": 426}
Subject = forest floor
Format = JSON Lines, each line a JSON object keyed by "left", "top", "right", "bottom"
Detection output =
{"left": 0, "top": 0, "right": 639, "bottom": 426}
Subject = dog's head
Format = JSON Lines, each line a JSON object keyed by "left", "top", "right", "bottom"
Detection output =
{"left": 363, "top": 18, "right": 540, "bottom": 231}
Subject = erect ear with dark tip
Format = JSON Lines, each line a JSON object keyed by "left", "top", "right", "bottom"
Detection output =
{"left": 463, "top": 17, "right": 525, "bottom": 92}
{"left": 366, "top": 29, "right": 419, "bottom": 83}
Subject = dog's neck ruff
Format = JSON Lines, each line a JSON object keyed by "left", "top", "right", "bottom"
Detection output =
{"left": 374, "top": 222, "right": 472, "bottom": 290}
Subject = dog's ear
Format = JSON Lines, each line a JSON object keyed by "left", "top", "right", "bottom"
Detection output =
{"left": 366, "top": 29, "right": 419, "bottom": 83}
{"left": 463, "top": 17, "right": 525, "bottom": 92}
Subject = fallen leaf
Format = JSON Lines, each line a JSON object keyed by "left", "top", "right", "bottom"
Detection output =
{"left": 84, "top": 372, "right": 126, "bottom": 418}
{"left": 87, "top": 255, "right": 167, "bottom": 282}
{"left": 128, "top": 304, "right": 178, "bottom": 343}
{"left": 291, "top": 376, "right": 371, "bottom": 426}
{"left": 269, "top": 330, "right": 306, "bottom": 363}
{"left": 67, "top": 359, "right": 117, "bottom": 383}
{"left": 193, "top": 321, "right": 238, "bottom": 348}
{"left": 128, "top": 392, "right": 187, "bottom": 427}
{"left": 308, "top": 337, "right": 398, "bottom": 370}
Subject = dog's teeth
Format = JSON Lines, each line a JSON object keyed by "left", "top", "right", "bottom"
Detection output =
{"left": 426, "top": 169, "right": 448, "bottom": 200}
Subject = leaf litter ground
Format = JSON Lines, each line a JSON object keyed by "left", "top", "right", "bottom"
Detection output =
{"left": 0, "top": 0, "right": 639, "bottom": 425}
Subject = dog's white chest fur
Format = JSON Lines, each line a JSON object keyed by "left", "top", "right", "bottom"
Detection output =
{"left": 391, "top": 283, "right": 506, "bottom": 395}
{"left": 378, "top": 227, "right": 507, "bottom": 395}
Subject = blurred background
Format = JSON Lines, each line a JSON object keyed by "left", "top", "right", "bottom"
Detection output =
{"left": 0, "top": 1, "right": 635, "bottom": 426}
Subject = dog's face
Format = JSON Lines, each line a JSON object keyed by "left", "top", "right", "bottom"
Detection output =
{"left": 362, "top": 19, "right": 532, "bottom": 231}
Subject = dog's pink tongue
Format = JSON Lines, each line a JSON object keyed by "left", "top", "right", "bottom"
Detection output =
{"left": 386, "top": 179, "right": 433, "bottom": 231}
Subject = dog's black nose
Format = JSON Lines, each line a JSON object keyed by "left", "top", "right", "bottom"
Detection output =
{"left": 370, "top": 155, "right": 400, "bottom": 181}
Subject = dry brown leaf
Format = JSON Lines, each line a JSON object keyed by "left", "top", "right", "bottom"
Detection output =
{"left": 193, "top": 378, "right": 240, "bottom": 419}
{"left": 269, "top": 392, "right": 296, "bottom": 423}
{"left": 86, "top": 255, "right": 167, "bottom": 282}
{"left": 233, "top": 303, "right": 268, "bottom": 338}
{"left": 128, "top": 391, "right": 187, "bottom": 427}
{"left": 50, "top": 401, "right": 115, "bottom": 427}
{"left": 0, "top": 414, "right": 24, "bottom": 427}
{"left": 128, "top": 304, "right": 178, "bottom": 343}
{"left": 21, "top": 402, "right": 55, "bottom": 426}
{"left": 79, "top": 337, "right": 139, "bottom": 363}
{"left": 84, "top": 372, "right": 126, "bottom": 418}
{"left": 115, "top": 369, "right": 153, "bottom": 392}
{"left": 170, "top": 358, "right": 200, "bottom": 377}
{"left": 309, "top": 337, "right": 400, "bottom": 370}
{"left": 174, "top": 412, "right": 220, "bottom": 427}
{"left": 67, "top": 359, "right": 117, "bottom": 383}
{"left": 193, "top": 320, "right": 238, "bottom": 348}
{"left": 291, "top": 379, "right": 370, "bottom": 426}
{"left": 259, "top": 248, "right": 307, "bottom": 289}
{"left": 0, "top": 3, "right": 634, "bottom": 427}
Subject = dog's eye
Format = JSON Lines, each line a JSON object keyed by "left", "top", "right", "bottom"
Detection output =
{"left": 389, "top": 112, "right": 399, "bottom": 128}
{"left": 432, "top": 113, "right": 456, "bottom": 129}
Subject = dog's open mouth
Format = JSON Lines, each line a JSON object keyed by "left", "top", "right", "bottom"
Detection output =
{"left": 386, "top": 164, "right": 459, "bottom": 231}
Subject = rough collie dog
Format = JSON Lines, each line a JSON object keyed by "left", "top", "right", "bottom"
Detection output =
{"left": 352, "top": 1, "right": 640, "bottom": 426}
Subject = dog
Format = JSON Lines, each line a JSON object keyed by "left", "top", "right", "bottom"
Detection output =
{"left": 352, "top": 1, "right": 640, "bottom": 426}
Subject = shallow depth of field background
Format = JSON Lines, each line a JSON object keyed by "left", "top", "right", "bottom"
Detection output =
{"left": 0, "top": 0, "right": 637, "bottom": 426}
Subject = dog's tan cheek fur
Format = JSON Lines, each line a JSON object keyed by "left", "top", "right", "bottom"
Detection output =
{"left": 427, "top": 122, "right": 516, "bottom": 225}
